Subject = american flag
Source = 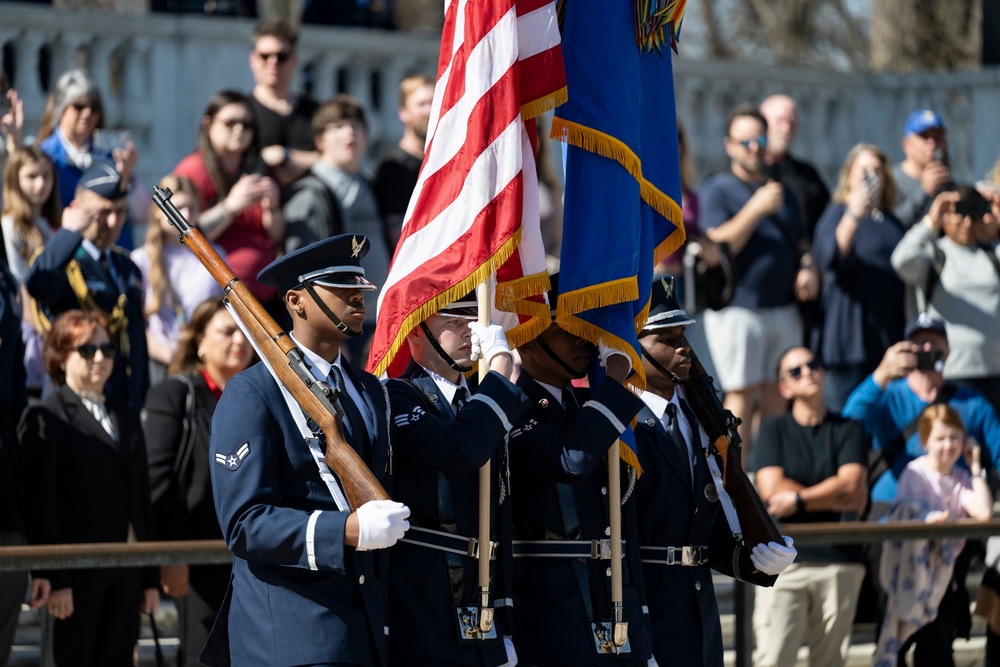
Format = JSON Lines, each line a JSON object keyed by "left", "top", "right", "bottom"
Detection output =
{"left": 369, "top": 0, "right": 565, "bottom": 377}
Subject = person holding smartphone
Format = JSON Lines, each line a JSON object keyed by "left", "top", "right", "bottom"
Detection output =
{"left": 891, "top": 185, "right": 1000, "bottom": 414}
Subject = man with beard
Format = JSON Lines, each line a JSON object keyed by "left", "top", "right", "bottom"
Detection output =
{"left": 699, "top": 103, "right": 818, "bottom": 464}
{"left": 385, "top": 292, "right": 531, "bottom": 666}
{"left": 373, "top": 74, "right": 434, "bottom": 251}
{"left": 634, "top": 277, "right": 792, "bottom": 667}
{"left": 507, "top": 277, "right": 651, "bottom": 666}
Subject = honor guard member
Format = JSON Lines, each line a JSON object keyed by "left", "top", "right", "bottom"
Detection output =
{"left": 386, "top": 292, "right": 531, "bottom": 666}
{"left": 508, "top": 277, "right": 652, "bottom": 666}
{"left": 635, "top": 277, "right": 795, "bottom": 667}
{"left": 26, "top": 160, "right": 149, "bottom": 411}
{"left": 203, "top": 234, "right": 410, "bottom": 667}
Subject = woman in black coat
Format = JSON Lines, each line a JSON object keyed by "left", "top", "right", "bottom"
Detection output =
{"left": 143, "top": 297, "right": 252, "bottom": 666}
{"left": 18, "top": 310, "right": 159, "bottom": 667}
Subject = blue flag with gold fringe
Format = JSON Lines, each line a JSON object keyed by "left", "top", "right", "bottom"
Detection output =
{"left": 552, "top": 0, "right": 685, "bottom": 472}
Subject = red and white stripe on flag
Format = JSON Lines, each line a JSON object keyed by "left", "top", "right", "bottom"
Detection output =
{"left": 369, "top": 0, "right": 564, "bottom": 378}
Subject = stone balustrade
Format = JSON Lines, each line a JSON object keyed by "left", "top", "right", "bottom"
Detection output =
{"left": 3, "top": 2, "right": 1000, "bottom": 201}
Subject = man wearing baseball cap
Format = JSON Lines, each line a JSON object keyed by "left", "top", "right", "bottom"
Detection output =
{"left": 892, "top": 109, "right": 952, "bottom": 228}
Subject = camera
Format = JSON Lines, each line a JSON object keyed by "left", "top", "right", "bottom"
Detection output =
{"left": 915, "top": 349, "right": 944, "bottom": 373}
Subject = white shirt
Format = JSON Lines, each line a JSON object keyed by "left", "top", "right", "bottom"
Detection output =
{"left": 640, "top": 387, "right": 700, "bottom": 476}
{"left": 291, "top": 334, "right": 375, "bottom": 437}
{"left": 421, "top": 365, "right": 470, "bottom": 406}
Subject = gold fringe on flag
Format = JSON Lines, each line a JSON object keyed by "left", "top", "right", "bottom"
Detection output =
{"left": 372, "top": 229, "right": 522, "bottom": 378}
{"left": 550, "top": 116, "right": 684, "bottom": 228}
{"left": 496, "top": 270, "right": 552, "bottom": 351}
{"left": 521, "top": 87, "right": 568, "bottom": 122}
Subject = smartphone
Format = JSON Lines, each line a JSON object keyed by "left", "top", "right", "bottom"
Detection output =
{"left": 862, "top": 171, "right": 881, "bottom": 199}
{"left": 0, "top": 95, "right": 9, "bottom": 117}
{"left": 92, "top": 129, "right": 132, "bottom": 154}
{"left": 915, "top": 349, "right": 944, "bottom": 373}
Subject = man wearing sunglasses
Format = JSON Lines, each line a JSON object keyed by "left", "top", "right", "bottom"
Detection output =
{"left": 248, "top": 18, "right": 320, "bottom": 185}
{"left": 698, "top": 103, "right": 816, "bottom": 466}
{"left": 752, "top": 347, "right": 868, "bottom": 667}
{"left": 26, "top": 161, "right": 149, "bottom": 412}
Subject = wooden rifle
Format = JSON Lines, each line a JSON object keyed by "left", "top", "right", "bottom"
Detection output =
{"left": 151, "top": 186, "right": 389, "bottom": 509}
{"left": 678, "top": 334, "right": 782, "bottom": 548}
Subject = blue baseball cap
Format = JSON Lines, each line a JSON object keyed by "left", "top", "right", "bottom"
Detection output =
{"left": 903, "top": 109, "right": 945, "bottom": 137}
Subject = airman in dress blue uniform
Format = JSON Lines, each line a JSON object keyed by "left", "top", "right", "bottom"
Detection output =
{"left": 386, "top": 291, "right": 531, "bottom": 666}
{"left": 203, "top": 234, "right": 410, "bottom": 667}
{"left": 634, "top": 277, "right": 791, "bottom": 667}
{"left": 507, "top": 278, "right": 651, "bottom": 666}
{"left": 26, "top": 161, "right": 148, "bottom": 411}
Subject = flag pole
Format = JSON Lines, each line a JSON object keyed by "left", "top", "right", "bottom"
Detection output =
{"left": 475, "top": 279, "right": 494, "bottom": 634}
{"left": 608, "top": 437, "right": 628, "bottom": 649}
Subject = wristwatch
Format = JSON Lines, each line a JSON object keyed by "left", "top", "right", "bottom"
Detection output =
{"left": 794, "top": 494, "right": 806, "bottom": 513}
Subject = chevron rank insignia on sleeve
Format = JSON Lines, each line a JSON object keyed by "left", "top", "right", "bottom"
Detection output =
{"left": 216, "top": 443, "right": 250, "bottom": 471}
{"left": 394, "top": 406, "right": 426, "bottom": 428}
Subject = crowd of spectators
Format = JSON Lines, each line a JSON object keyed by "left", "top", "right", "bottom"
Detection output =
{"left": 1, "top": 12, "right": 1000, "bottom": 667}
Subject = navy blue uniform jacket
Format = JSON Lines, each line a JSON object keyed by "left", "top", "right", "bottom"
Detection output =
{"left": 634, "top": 395, "right": 775, "bottom": 667}
{"left": 508, "top": 373, "right": 650, "bottom": 666}
{"left": 26, "top": 228, "right": 149, "bottom": 412}
{"left": 386, "top": 364, "right": 531, "bottom": 666}
{"left": 205, "top": 360, "right": 393, "bottom": 667}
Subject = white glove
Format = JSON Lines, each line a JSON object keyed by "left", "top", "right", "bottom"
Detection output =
{"left": 355, "top": 500, "right": 410, "bottom": 551}
{"left": 499, "top": 636, "right": 518, "bottom": 667}
{"left": 597, "top": 337, "right": 632, "bottom": 375}
{"left": 470, "top": 322, "right": 511, "bottom": 364}
{"left": 750, "top": 535, "right": 796, "bottom": 575}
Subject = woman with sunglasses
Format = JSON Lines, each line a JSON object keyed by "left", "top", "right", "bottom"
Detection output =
{"left": 173, "top": 90, "right": 286, "bottom": 321}
{"left": 143, "top": 298, "right": 252, "bottom": 667}
{"left": 18, "top": 310, "right": 159, "bottom": 667}
{"left": 35, "top": 70, "right": 140, "bottom": 234}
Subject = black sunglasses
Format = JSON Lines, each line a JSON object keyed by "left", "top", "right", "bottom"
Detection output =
{"left": 785, "top": 359, "right": 821, "bottom": 380}
{"left": 256, "top": 50, "right": 293, "bottom": 64}
{"left": 76, "top": 343, "right": 116, "bottom": 360}
{"left": 219, "top": 117, "right": 253, "bottom": 130}
{"left": 71, "top": 101, "right": 99, "bottom": 112}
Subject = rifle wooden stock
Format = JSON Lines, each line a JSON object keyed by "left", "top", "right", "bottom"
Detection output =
{"left": 679, "top": 335, "right": 782, "bottom": 548}
{"left": 151, "top": 186, "right": 389, "bottom": 509}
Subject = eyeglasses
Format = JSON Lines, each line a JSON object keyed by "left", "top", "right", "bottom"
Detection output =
{"left": 76, "top": 343, "right": 116, "bottom": 359}
{"left": 256, "top": 50, "right": 294, "bottom": 64}
{"left": 71, "top": 101, "right": 99, "bottom": 112}
{"left": 732, "top": 135, "right": 767, "bottom": 151}
{"left": 218, "top": 117, "right": 253, "bottom": 130}
{"left": 784, "top": 359, "right": 821, "bottom": 380}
